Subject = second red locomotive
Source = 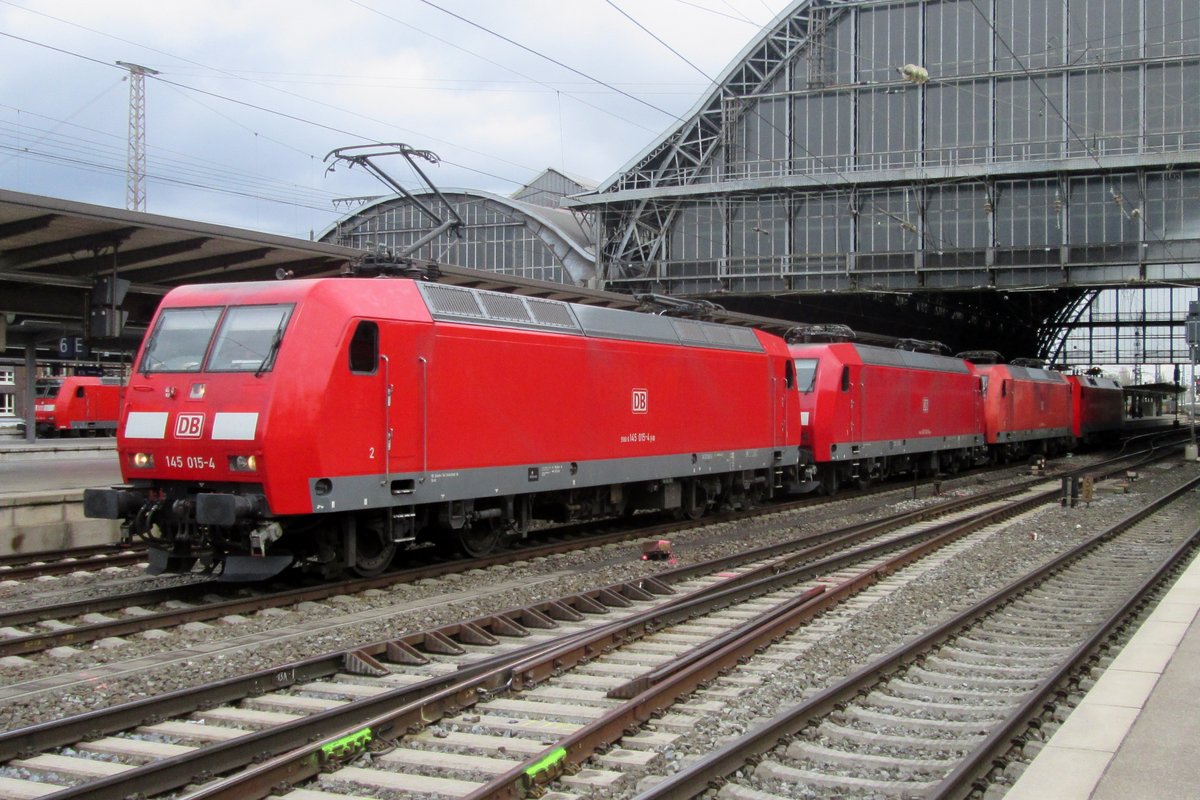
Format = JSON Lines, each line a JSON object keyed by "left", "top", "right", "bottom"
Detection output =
{"left": 788, "top": 342, "right": 985, "bottom": 494}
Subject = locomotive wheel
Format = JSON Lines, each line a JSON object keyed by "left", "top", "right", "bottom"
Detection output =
{"left": 820, "top": 468, "right": 839, "bottom": 496}
{"left": 350, "top": 518, "right": 397, "bottom": 577}
{"left": 455, "top": 521, "right": 501, "bottom": 558}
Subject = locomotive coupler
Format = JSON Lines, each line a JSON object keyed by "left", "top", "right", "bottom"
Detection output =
{"left": 249, "top": 522, "right": 284, "bottom": 558}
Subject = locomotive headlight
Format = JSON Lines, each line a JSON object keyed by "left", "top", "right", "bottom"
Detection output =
{"left": 229, "top": 454, "right": 259, "bottom": 472}
{"left": 132, "top": 452, "right": 154, "bottom": 468}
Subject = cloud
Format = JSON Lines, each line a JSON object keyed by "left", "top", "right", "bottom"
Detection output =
{"left": 0, "top": 0, "right": 790, "bottom": 236}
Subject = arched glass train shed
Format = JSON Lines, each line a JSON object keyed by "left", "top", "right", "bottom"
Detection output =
{"left": 320, "top": 173, "right": 596, "bottom": 287}
{"left": 569, "top": 0, "right": 1200, "bottom": 366}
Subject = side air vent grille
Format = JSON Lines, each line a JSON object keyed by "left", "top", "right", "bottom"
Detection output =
{"left": 422, "top": 284, "right": 484, "bottom": 318}
{"left": 670, "top": 319, "right": 707, "bottom": 344}
{"left": 417, "top": 283, "right": 761, "bottom": 352}
{"left": 418, "top": 283, "right": 582, "bottom": 335}
{"left": 528, "top": 299, "right": 576, "bottom": 328}
{"left": 480, "top": 293, "right": 532, "bottom": 323}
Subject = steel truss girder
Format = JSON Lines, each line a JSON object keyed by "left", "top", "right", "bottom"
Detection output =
{"left": 612, "top": 2, "right": 830, "bottom": 194}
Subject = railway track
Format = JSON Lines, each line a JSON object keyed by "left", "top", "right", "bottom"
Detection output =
{"left": 0, "top": 459, "right": 1152, "bottom": 799}
{"left": 0, "top": 544, "right": 148, "bottom": 581}
{"left": 0, "top": 443, "right": 1182, "bottom": 798}
{"left": 625, "top": 476, "right": 1200, "bottom": 800}
{"left": 0, "top": 456, "right": 1054, "bottom": 666}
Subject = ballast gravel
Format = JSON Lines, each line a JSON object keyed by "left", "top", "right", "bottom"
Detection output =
{"left": 0, "top": 455, "right": 1193, "bottom": 800}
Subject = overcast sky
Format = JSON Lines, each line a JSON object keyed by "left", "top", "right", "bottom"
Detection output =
{"left": 0, "top": 0, "right": 792, "bottom": 239}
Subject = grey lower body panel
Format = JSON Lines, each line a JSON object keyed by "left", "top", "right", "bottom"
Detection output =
{"left": 69, "top": 421, "right": 117, "bottom": 431}
{"left": 828, "top": 434, "right": 985, "bottom": 462}
{"left": 991, "top": 427, "right": 1072, "bottom": 443}
{"left": 308, "top": 447, "right": 796, "bottom": 514}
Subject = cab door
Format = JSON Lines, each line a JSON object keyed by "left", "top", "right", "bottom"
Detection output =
{"left": 843, "top": 363, "right": 863, "bottom": 445}
{"left": 341, "top": 320, "right": 390, "bottom": 478}
{"left": 379, "top": 322, "right": 428, "bottom": 479}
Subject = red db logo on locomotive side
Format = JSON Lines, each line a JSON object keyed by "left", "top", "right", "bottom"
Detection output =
{"left": 174, "top": 413, "right": 205, "bottom": 439}
{"left": 632, "top": 389, "right": 648, "bottom": 414}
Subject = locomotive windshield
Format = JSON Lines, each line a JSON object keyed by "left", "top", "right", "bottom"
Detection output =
{"left": 141, "top": 304, "right": 293, "bottom": 374}
{"left": 208, "top": 305, "right": 293, "bottom": 373}
{"left": 34, "top": 379, "right": 62, "bottom": 399}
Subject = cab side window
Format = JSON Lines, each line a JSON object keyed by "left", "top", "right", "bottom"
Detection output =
{"left": 349, "top": 321, "right": 379, "bottom": 374}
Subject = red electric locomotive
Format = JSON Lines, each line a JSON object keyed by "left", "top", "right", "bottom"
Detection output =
{"left": 1065, "top": 372, "right": 1124, "bottom": 445}
{"left": 788, "top": 342, "right": 985, "bottom": 493}
{"left": 85, "top": 277, "right": 801, "bottom": 580}
{"left": 35, "top": 376, "right": 123, "bottom": 437}
{"left": 967, "top": 356, "right": 1074, "bottom": 459}
{"left": 32, "top": 378, "right": 61, "bottom": 434}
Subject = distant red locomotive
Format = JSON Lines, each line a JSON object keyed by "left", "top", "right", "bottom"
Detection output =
{"left": 788, "top": 342, "right": 986, "bottom": 493}
{"left": 971, "top": 360, "right": 1074, "bottom": 459}
{"left": 1066, "top": 373, "right": 1125, "bottom": 444}
{"left": 32, "top": 378, "right": 60, "bottom": 434}
{"left": 35, "top": 376, "right": 123, "bottom": 437}
{"left": 786, "top": 344, "right": 1125, "bottom": 492}
{"left": 85, "top": 277, "right": 801, "bottom": 580}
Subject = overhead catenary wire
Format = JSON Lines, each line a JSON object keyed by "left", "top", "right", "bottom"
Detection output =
{"left": 411, "top": 0, "right": 687, "bottom": 123}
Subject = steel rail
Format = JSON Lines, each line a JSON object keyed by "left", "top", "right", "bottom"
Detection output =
{"left": 0, "top": 542, "right": 142, "bottom": 568}
{"left": 0, "top": 542, "right": 148, "bottom": 574}
{"left": 928, "top": 495, "right": 1200, "bottom": 797}
{"left": 458, "top": 483, "right": 1060, "bottom": 799}
{"left": 0, "top": 550, "right": 148, "bottom": 579}
{"left": 630, "top": 472, "right": 1200, "bottom": 800}
{"left": 0, "top": 435, "right": 1170, "bottom": 644}
{"left": 0, "top": 572, "right": 679, "bottom": 763}
{"left": 0, "top": 511, "right": 701, "bottom": 657}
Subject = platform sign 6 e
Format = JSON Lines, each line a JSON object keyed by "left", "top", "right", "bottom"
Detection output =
{"left": 174, "top": 413, "right": 205, "bottom": 439}
{"left": 632, "top": 388, "right": 648, "bottom": 414}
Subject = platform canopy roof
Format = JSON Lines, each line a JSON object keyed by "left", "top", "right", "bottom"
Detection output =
{"left": 0, "top": 188, "right": 821, "bottom": 357}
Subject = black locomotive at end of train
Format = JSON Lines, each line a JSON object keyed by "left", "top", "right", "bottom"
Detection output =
{"left": 84, "top": 276, "right": 1124, "bottom": 582}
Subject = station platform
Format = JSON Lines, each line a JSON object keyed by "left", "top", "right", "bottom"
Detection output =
{"left": 0, "top": 434, "right": 115, "bottom": 462}
{"left": 0, "top": 436, "right": 120, "bottom": 556}
{"left": 1006, "top": 546, "right": 1200, "bottom": 800}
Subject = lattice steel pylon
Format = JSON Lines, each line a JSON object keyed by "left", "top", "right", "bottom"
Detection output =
{"left": 116, "top": 60, "right": 159, "bottom": 212}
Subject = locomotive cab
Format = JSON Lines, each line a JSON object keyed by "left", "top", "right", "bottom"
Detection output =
{"left": 86, "top": 294, "right": 298, "bottom": 579}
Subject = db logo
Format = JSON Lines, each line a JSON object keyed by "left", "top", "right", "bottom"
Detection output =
{"left": 174, "top": 413, "right": 205, "bottom": 439}
{"left": 631, "top": 389, "right": 648, "bottom": 414}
